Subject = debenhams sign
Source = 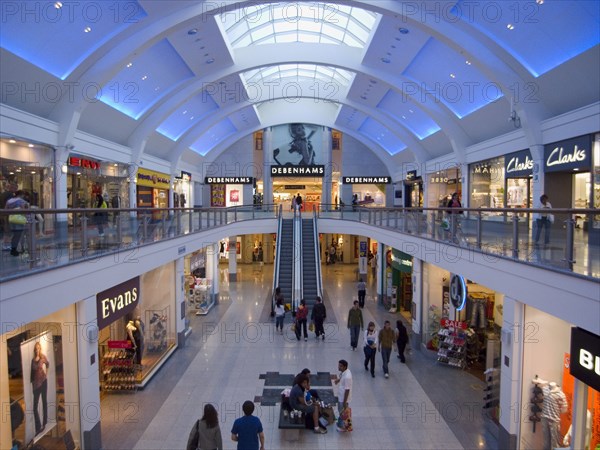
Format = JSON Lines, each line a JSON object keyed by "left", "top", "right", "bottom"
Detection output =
{"left": 271, "top": 165, "right": 324, "bottom": 177}
{"left": 96, "top": 277, "right": 140, "bottom": 329}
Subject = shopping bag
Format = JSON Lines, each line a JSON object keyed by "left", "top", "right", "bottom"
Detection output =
{"left": 9, "top": 214, "right": 26, "bottom": 225}
{"left": 309, "top": 322, "right": 315, "bottom": 332}
{"left": 336, "top": 407, "right": 352, "bottom": 431}
{"left": 291, "top": 322, "right": 296, "bottom": 332}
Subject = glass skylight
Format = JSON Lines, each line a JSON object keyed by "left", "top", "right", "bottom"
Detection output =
{"left": 243, "top": 64, "right": 354, "bottom": 88}
{"left": 218, "top": 3, "right": 378, "bottom": 49}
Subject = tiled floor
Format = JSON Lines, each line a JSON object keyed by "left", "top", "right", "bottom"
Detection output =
{"left": 101, "top": 263, "right": 498, "bottom": 450}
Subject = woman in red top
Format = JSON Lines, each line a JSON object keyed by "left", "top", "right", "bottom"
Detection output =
{"left": 295, "top": 300, "right": 309, "bottom": 341}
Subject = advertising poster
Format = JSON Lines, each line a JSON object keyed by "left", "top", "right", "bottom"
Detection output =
{"left": 20, "top": 331, "right": 56, "bottom": 444}
{"left": 359, "top": 241, "right": 367, "bottom": 274}
{"left": 271, "top": 123, "right": 322, "bottom": 166}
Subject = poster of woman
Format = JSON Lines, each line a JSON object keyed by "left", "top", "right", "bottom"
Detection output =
{"left": 20, "top": 331, "right": 56, "bottom": 444}
{"left": 272, "top": 123, "right": 322, "bottom": 166}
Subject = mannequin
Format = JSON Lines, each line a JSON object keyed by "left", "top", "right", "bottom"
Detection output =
{"left": 133, "top": 317, "right": 144, "bottom": 365}
{"left": 563, "top": 410, "right": 592, "bottom": 449}
{"left": 126, "top": 320, "right": 140, "bottom": 364}
{"left": 539, "top": 381, "right": 568, "bottom": 450}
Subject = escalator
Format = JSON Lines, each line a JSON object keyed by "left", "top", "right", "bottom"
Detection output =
{"left": 301, "top": 218, "right": 321, "bottom": 310}
{"left": 276, "top": 219, "right": 294, "bottom": 305}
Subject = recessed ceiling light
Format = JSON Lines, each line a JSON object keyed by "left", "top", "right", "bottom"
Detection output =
{"left": 9, "top": 139, "right": 16, "bottom": 143}
{"left": 506, "top": 23, "right": 515, "bottom": 30}
{"left": 409, "top": 109, "right": 414, "bottom": 113}
{"left": 402, "top": 115, "right": 406, "bottom": 119}
{"left": 399, "top": 28, "right": 409, "bottom": 34}
{"left": 465, "top": 60, "right": 471, "bottom": 65}
{"left": 536, "top": 0, "right": 544, "bottom": 4}
{"left": 126, "top": 62, "right": 133, "bottom": 68}
{"left": 141, "top": 75, "right": 148, "bottom": 80}
{"left": 9, "top": 172, "right": 14, "bottom": 175}
{"left": 154, "top": 86, "right": 160, "bottom": 91}
{"left": 188, "top": 28, "right": 198, "bottom": 35}
{"left": 28, "top": 144, "right": 34, "bottom": 148}
{"left": 114, "top": 163, "right": 118, "bottom": 167}
{"left": 450, "top": 73, "right": 456, "bottom": 78}
{"left": 381, "top": 57, "right": 391, "bottom": 63}
{"left": 16, "top": 168, "right": 21, "bottom": 172}
{"left": 54, "top": 1, "right": 63, "bottom": 8}
{"left": 206, "top": 58, "right": 215, "bottom": 64}
{"left": 31, "top": 171, "right": 36, "bottom": 174}
{"left": 183, "top": 110, "right": 188, "bottom": 115}
{"left": 84, "top": 26, "right": 92, "bottom": 33}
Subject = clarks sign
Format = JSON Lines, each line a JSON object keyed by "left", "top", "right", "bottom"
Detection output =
{"left": 96, "top": 277, "right": 140, "bottom": 329}
{"left": 544, "top": 135, "right": 591, "bottom": 172}
{"left": 505, "top": 150, "right": 533, "bottom": 178}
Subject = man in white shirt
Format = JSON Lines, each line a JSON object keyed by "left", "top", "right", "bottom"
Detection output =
{"left": 534, "top": 194, "right": 553, "bottom": 245}
{"left": 334, "top": 359, "right": 352, "bottom": 432}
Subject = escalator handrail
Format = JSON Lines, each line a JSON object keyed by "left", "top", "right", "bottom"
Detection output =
{"left": 293, "top": 207, "right": 302, "bottom": 312}
{"left": 312, "top": 205, "right": 323, "bottom": 299}
{"left": 272, "top": 204, "right": 283, "bottom": 313}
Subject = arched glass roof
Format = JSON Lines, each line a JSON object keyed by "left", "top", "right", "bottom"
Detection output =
{"left": 219, "top": 2, "right": 378, "bottom": 49}
{"left": 243, "top": 63, "right": 354, "bottom": 88}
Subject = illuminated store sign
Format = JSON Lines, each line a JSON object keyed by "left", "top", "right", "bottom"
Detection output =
{"left": 544, "top": 135, "right": 591, "bottom": 172}
{"left": 342, "top": 176, "right": 391, "bottom": 184}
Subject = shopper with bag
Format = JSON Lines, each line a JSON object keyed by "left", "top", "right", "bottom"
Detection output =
{"left": 186, "top": 403, "right": 223, "bottom": 450}
{"left": 294, "top": 300, "right": 309, "bottom": 341}
{"left": 5, "top": 190, "right": 29, "bottom": 256}
{"left": 310, "top": 296, "right": 327, "bottom": 340}
{"left": 334, "top": 359, "right": 353, "bottom": 432}
{"left": 363, "top": 322, "right": 378, "bottom": 378}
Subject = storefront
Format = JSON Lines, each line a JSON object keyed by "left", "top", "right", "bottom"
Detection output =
{"left": 505, "top": 149, "right": 534, "bottom": 223}
{"left": 342, "top": 176, "right": 390, "bottom": 208}
{"left": 97, "top": 264, "right": 176, "bottom": 391}
{"left": 205, "top": 177, "right": 253, "bottom": 207}
{"left": 426, "top": 166, "right": 462, "bottom": 209}
{"left": 404, "top": 171, "right": 423, "bottom": 208}
{"left": 0, "top": 137, "right": 54, "bottom": 210}
{"left": 1, "top": 305, "right": 82, "bottom": 449}
{"left": 136, "top": 168, "right": 170, "bottom": 216}
{"left": 421, "top": 264, "right": 503, "bottom": 379}
{"left": 173, "top": 171, "right": 192, "bottom": 208}
{"left": 519, "top": 306, "right": 600, "bottom": 449}
{"left": 469, "top": 156, "right": 505, "bottom": 215}
{"left": 66, "top": 154, "right": 129, "bottom": 210}
{"left": 389, "top": 249, "right": 413, "bottom": 320}
{"left": 543, "top": 134, "right": 597, "bottom": 231}
{"left": 184, "top": 249, "right": 215, "bottom": 316}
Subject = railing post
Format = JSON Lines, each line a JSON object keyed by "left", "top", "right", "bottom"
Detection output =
{"left": 27, "top": 218, "right": 37, "bottom": 267}
{"left": 395, "top": 210, "right": 399, "bottom": 229}
{"left": 358, "top": 209, "right": 362, "bottom": 222}
{"left": 162, "top": 211, "right": 168, "bottom": 237}
{"left": 430, "top": 212, "right": 436, "bottom": 239}
{"left": 402, "top": 210, "right": 408, "bottom": 233}
{"left": 234, "top": 207, "right": 238, "bottom": 222}
{"left": 198, "top": 210, "right": 202, "bottom": 230}
{"left": 142, "top": 213, "right": 148, "bottom": 242}
{"left": 476, "top": 212, "right": 482, "bottom": 249}
{"left": 188, "top": 209, "right": 193, "bottom": 233}
{"left": 116, "top": 213, "right": 123, "bottom": 243}
{"left": 81, "top": 215, "right": 89, "bottom": 256}
{"left": 176, "top": 210, "right": 182, "bottom": 235}
{"left": 564, "top": 217, "right": 575, "bottom": 270}
{"left": 511, "top": 213, "right": 519, "bottom": 259}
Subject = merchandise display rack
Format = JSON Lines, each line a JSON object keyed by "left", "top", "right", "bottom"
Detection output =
{"left": 101, "top": 341, "right": 138, "bottom": 392}
{"left": 436, "top": 319, "right": 467, "bottom": 369}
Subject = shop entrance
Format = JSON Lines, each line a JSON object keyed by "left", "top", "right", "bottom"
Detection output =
{"left": 272, "top": 180, "right": 322, "bottom": 212}
{"left": 404, "top": 181, "right": 423, "bottom": 207}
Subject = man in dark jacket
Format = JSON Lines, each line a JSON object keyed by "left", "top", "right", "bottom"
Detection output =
{"left": 311, "top": 296, "right": 327, "bottom": 340}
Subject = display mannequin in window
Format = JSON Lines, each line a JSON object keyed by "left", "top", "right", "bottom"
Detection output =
{"left": 537, "top": 379, "right": 568, "bottom": 450}
{"left": 134, "top": 317, "right": 145, "bottom": 365}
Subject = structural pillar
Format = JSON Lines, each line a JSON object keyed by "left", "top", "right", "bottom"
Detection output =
{"left": 498, "top": 296, "right": 524, "bottom": 450}
{"left": 263, "top": 128, "right": 273, "bottom": 211}
{"left": 321, "top": 127, "right": 332, "bottom": 210}
{"left": 228, "top": 236, "right": 237, "bottom": 282}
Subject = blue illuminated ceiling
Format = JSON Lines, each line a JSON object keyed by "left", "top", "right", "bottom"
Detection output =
{"left": 99, "top": 39, "right": 194, "bottom": 120}
{"left": 190, "top": 119, "right": 237, "bottom": 156}
{"left": 451, "top": 0, "right": 600, "bottom": 77}
{"left": 0, "top": 0, "right": 146, "bottom": 80}
{"left": 358, "top": 118, "right": 406, "bottom": 155}
{"left": 157, "top": 94, "right": 219, "bottom": 141}
{"left": 377, "top": 91, "right": 441, "bottom": 140}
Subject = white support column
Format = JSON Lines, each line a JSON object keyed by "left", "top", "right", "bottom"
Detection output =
{"left": 411, "top": 258, "right": 422, "bottom": 338}
{"left": 321, "top": 127, "right": 332, "bottom": 211}
{"left": 0, "top": 337, "right": 11, "bottom": 450}
{"left": 530, "top": 143, "right": 545, "bottom": 208}
{"left": 228, "top": 236, "right": 237, "bottom": 282}
{"left": 498, "top": 296, "right": 525, "bottom": 450}
{"left": 128, "top": 164, "right": 137, "bottom": 209}
{"left": 76, "top": 295, "right": 101, "bottom": 449}
{"left": 341, "top": 183, "right": 353, "bottom": 208}
{"left": 263, "top": 128, "right": 273, "bottom": 211}
{"left": 208, "top": 242, "right": 220, "bottom": 304}
{"left": 174, "top": 257, "right": 187, "bottom": 346}
{"left": 570, "top": 379, "right": 589, "bottom": 450}
{"left": 460, "top": 162, "right": 469, "bottom": 208}
{"left": 376, "top": 242, "right": 384, "bottom": 304}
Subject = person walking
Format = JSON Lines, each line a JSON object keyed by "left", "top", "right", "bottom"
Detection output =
{"left": 311, "top": 296, "right": 326, "bottom": 340}
{"left": 295, "top": 193, "right": 303, "bottom": 212}
{"left": 231, "top": 400, "right": 265, "bottom": 450}
{"left": 5, "top": 190, "right": 29, "bottom": 256}
{"left": 93, "top": 193, "right": 108, "bottom": 236}
{"left": 534, "top": 194, "right": 553, "bottom": 246}
{"left": 295, "top": 299, "right": 309, "bottom": 341}
{"left": 186, "top": 403, "right": 223, "bottom": 450}
{"left": 274, "top": 298, "right": 285, "bottom": 334}
{"left": 370, "top": 253, "right": 377, "bottom": 279}
{"left": 347, "top": 301, "right": 363, "bottom": 351}
{"left": 363, "top": 321, "right": 378, "bottom": 377}
{"left": 396, "top": 319, "right": 409, "bottom": 363}
{"left": 378, "top": 320, "right": 395, "bottom": 378}
{"left": 334, "top": 359, "right": 353, "bottom": 432}
{"left": 356, "top": 277, "right": 366, "bottom": 308}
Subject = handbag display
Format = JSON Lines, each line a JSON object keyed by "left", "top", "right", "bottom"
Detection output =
{"left": 9, "top": 214, "right": 26, "bottom": 225}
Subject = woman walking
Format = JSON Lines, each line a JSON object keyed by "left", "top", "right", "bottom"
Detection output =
{"left": 363, "top": 321, "right": 378, "bottom": 377}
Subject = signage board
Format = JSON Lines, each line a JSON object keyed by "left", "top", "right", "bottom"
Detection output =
{"left": 544, "top": 135, "right": 592, "bottom": 172}
{"left": 96, "top": 277, "right": 140, "bottom": 329}
{"left": 570, "top": 327, "right": 600, "bottom": 392}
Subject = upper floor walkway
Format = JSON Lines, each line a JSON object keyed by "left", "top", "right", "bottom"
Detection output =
{"left": 2, "top": 205, "right": 599, "bottom": 334}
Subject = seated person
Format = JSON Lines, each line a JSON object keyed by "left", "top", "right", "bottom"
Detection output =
{"left": 293, "top": 368, "right": 320, "bottom": 401}
{"left": 289, "top": 374, "right": 327, "bottom": 434}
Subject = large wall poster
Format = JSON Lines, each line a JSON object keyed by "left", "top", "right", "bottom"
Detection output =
{"left": 20, "top": 331, "right": 57, "bottom": 444}
{"left": 272, "top": 124, "right": 322, "bottom": 166}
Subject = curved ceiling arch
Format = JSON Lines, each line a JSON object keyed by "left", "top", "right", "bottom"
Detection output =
{"left": 46, "top": 1, "right": 539, "bottom": 160}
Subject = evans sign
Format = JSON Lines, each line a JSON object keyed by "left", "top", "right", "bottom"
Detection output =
{"left": 570, "top": 327, "right": 600, "bottom": 392}
{"left": 96, "top": 277, "right": 140, "bottom": 329}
